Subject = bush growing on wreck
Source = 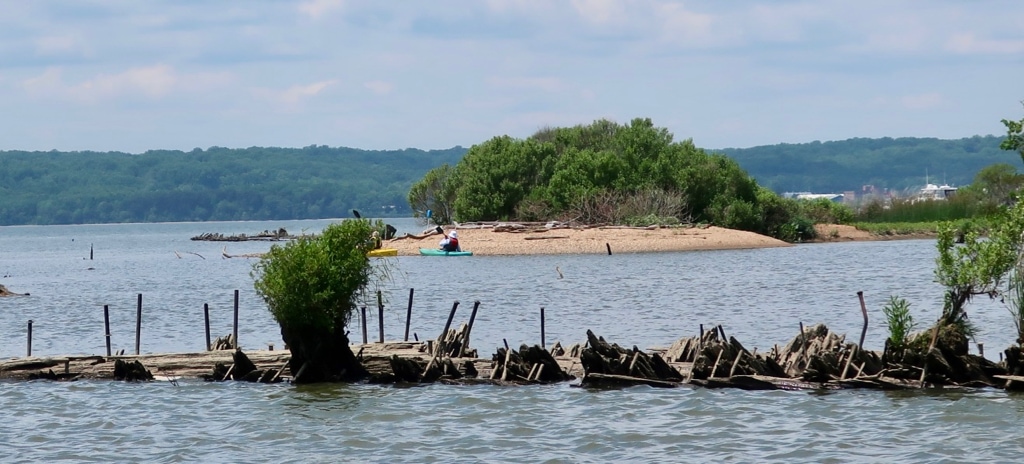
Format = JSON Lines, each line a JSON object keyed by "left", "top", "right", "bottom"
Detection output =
{"left": 252, "top": 219, "right": 392, "bottom": 382}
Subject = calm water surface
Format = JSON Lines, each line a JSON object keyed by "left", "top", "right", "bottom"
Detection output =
{"left": 1, "top": 219, "right": 1022, "bottom": 462}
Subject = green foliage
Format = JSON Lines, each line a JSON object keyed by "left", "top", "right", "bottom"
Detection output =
{"left": 722, "top": 135, "right": 1017, "bottom": 193}
{"left": 850, "top": 221, "right": 944, "bottom": 236}
{"left": 798, "top": 198, "right": 854, "bottom": 224}
{"left": 407, "top": 164, "right": 457, "bottom": 226}
{"left": 452, "top": 136, "right": 555, "bottom": 221}
{"left": 441, "top": 118, "right": 789, "bottom": 238}
{"left": 1001, "top": 103, "right": 1024, "bottom": 162}
{"left": 0, "top": 146, "right": 466, "bottom": 225}
{"left": 882, "top": 296, "right": 916, "bottom": 350}
{"left": 252, "top": 219, "right": 387, "bottom": 333}
{"left": 1007, "top": 264, "right": 1024, "bottom": 346}
{"left": 855, "top": 196, "right": 974, "bottom": 223}
{"left": 934, "top": 200, "right": 1024, "bottom": 328}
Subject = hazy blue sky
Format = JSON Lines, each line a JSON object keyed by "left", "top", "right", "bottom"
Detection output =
{"left": 2, "top": 1, "right": 1022, "bottom": 153}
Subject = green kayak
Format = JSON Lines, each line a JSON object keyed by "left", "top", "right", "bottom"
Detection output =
{"left": 419, "top": 248, "right": 473, "bottom": 257}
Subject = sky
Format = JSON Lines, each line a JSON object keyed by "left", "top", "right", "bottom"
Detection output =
{"left": 2, "top": 0, "right": 1022, "bottom": 153}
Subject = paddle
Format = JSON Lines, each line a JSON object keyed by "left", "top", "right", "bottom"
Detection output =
{"left": 352, "top": 209, "right": 362, "bottom": 219}
{"left": 436, "top": 226, "right": 450, "bottom": 252}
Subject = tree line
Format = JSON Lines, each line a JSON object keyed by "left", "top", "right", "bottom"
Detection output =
{"left": 1, "top": 122, "right": 1018, "bottom": 227}
{"left": 720, "top": 135, "right": 1016, "bottom": 194}
{"left": 0, "top": 145, "right": 465, "bottom": 225}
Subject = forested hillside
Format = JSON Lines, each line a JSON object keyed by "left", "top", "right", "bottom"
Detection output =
{"left": 719, "top": 135, "right": 1016, "bottom": 194}
{"left": 0, "top": 146, "right": 464, "bottom": 225}
{"left": 0, "top": 135, "right": 1015, "bottom": 226}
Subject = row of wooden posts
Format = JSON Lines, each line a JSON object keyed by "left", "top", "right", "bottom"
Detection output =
{"left": 21, "top": 287, "right": 552, "bottom": 359}
{"left": 23, "top": 290, "right": 241, "bottom": 358}
{"left": 356, "top": 288, "right": 549, "bottom": 353}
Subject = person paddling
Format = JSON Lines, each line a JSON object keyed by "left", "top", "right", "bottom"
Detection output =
{"left": 438, "top": 229, "right": 460, "bottom": 252}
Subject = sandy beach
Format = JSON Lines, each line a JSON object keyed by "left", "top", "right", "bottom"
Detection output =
{"left": 384, "top": 224, "right": 792, "bottom": 256}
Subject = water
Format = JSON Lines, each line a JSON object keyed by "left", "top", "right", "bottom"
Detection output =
{"left": 1, "top": 219, "right": 1022, "bottom": 462}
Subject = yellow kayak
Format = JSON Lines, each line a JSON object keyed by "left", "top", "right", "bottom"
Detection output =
{"left": 367, "top": 248, "right": 398, "bottom": 257}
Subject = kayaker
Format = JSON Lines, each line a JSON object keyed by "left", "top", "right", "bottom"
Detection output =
{"left": 439, "top": 229, "right": 460, "bottom": 252}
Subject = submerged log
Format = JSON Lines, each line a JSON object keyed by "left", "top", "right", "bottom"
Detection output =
{"left": 0, "top": 284, "right": 29, "bottom": 297}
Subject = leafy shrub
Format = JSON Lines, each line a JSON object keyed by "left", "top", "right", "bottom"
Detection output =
{"left": 252, "top": 219, "right": 385, "bottom": 332}
{"left": 882, "top": 295, "right": 916, "bottom": 350}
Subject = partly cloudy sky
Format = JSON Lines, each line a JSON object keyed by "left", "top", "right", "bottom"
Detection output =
{"left": 2, "top": 0, "right": 1022, "bottom": 153}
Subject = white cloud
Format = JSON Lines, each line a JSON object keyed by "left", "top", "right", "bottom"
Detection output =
{"left": 363, "top": 80, "right": 393, "bottom": 95}
{"left": 21, "top": 65, "right": 230, "bottom": 104}
{"left": 569, "top": 0, "right": 623, "bottom": 24}
{"left": 298, "top": 0, "right": 345, "bottom": 19}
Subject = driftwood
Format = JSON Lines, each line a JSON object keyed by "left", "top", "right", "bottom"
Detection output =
{"left": 0, "top": 284, "right": 29, "bottom": 297}
{"left": 210, "top": 334, "right": 236, "bottom": 351}
{"left": 489, "top": 343, "right": 573, "bottom": 384}
{"left": 221, "top": 246, "right": 265, "bottom": 259}
{"left": 523, "top": 236, "right": 570, "bottom": 240}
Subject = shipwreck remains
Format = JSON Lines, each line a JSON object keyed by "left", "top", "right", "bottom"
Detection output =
{"left": 191, "top": 228, "right": 295, "bottom": 242}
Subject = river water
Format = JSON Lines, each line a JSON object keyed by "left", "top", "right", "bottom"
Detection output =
{"left": 1, "top": 219, "right": 1022, "bottom": 462}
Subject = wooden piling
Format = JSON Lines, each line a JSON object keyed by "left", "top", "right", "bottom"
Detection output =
{"left": 135, "top": 293, "right": 142, "bottom": 355}
{"left": 404, "top": 288, "right": 414, "bottom": 341}
{"left": 540, "top": 306, "right": 546, "bottom": 349}
{"left": 606, "top": 243, "right": 612, "bottom": 255}
{"left": 102, "top": 304, "right": 112, "bottom": 357}
{"left": 462, "top": 300, "right": 480, "bottom": 357}
{"left": 857, "top": 291, "right": 868, "bottom": 350}
{"left": 360, "top": 306, "right": 368, "bottom": 344}
{"left": 377, "top": 290, "right": 384, "bottom": 344}
{"left": 27, "top": 320, "right": 33, "bottom": 357}
{"left": 204, "top": 303, "right": 211, "bottom": 351}
{"left": 90, "top": 243, "right": 94, "bottom": 260}
{"left": 233, "top": 289, "right": 239, "bottom": 349}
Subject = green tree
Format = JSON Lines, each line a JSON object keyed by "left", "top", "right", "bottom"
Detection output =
{"left": 1001, "top": 103, "right": 1024, "bottom": 161}
{"left": 934, "top": 200, "right": 1024, "bottom": 353}
{"left": 252, "top": 219, "right": 388, "bottom": 383}
{"left": 453, "top": 136, "right": 555, "bottom": 221}
{"left": 408, "top": 163, "right": 457, "bottom": 225}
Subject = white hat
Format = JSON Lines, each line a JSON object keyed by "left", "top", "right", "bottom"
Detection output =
{"left": 449, "top": 230, "right": 458, "bottom": 238}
